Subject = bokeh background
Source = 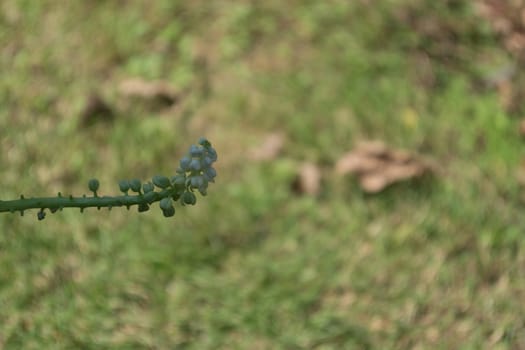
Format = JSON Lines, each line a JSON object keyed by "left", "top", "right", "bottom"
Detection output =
{"left": 1, "top": 1, "right": 525, "bottom": 348}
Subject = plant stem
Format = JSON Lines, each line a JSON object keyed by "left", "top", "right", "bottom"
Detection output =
{"left": 0, "top": 189, "right": 174, "bottom": 214}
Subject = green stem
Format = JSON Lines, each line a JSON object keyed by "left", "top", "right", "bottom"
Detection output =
{"left": 0, "top": 189, "right": 175, "bottom": 214}
{"left": 0, "top": 138, "right": 216, "bottom": 220}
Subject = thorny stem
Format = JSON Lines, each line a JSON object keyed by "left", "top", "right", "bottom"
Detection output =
{"left": 0, "top": 189, "right": 174, "bottom": 214}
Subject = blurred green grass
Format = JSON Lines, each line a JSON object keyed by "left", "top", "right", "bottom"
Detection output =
{"left": 1, "top": 1, "right": 525, "bottom": 348}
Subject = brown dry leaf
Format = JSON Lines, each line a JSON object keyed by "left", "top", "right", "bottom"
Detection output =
{"left": 355, "top": 140, "right": 389, "bottom": 157}
{"left": 359, "top": 173, "right": 388, "bottom": 193}
{"left": 248, "top": 133, "right": 285, "bottom": 161}
{"left": 292, "top": 162, "right": 322, "bottom": 196}
{"left": 335, "top": 152, "right": 384, "bottom": 175}
{"left": 118, "top": 78, "right": 179, "bottom": 106}
{"left": 336, "top": 140, "right": 433, "bottom": 193}
{"left": 519, "top": 119, "right": 525, "bottom": 137}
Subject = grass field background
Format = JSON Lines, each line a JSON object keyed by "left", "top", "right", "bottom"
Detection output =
{"left": 1, "top": 1, "right": 525, "bottom": 348}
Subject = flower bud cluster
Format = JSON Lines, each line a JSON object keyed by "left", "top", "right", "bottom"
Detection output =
{"left": 113, "top": 138, "right": 217, "bottom": 217}
{"left": 175, "top": 137, "right": 218, "bottom": 198}
{"left": 91, "top": 138, "right": 217, "bottom": 217}
{"left": 1, "top": 138, "right": 217, "bottom": 220}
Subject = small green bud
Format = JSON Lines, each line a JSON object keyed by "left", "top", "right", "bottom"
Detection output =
{"left": 207, "top": 147, "right": 217, "bottom": 161}
{"left": 152, "top": 175, "right": 171, "bottom": 189}
{"left": 130, "top": 179, "right": 142, "bottom": 192}
{"left": 190, "top": 159, "right": 202, "bottom": 171}
{"left": 189, "top": 145, "right": 204, "bottom": 157}
{"left": 162, "top": 206, "right": 175, "bottom": 217}
{"left": 88, "top": 179, "right": 100, "bottom": 193}
{"left": 198, "top": 187, "right": 207, "bottom": 196}
{"left": 159, "top": 197, "right": 172, "bottom": 211}
{"left": 203, "top": 167, "right": 217, "bottom": 182}
{"left": 202, "top": 156, "right": 213, "bottom": 167}
{"left": 198, "top": 137, "right": 211, "bottom": 147}
{"left": 143, "top": 182, "right": 155, "bottom": 193}
{"left": 182, "top": 191, "right": 197, "bottom": 205}
{"left": 119, "top": 180, "right": 130, "bottom": 193}
{"left": 171, "top": 174, "right": 186, "bottom": 186}
{"left": 190, "top": 175, "right": 204, "bottom": 189}
{"left": 138, "top": 203, "right": 149, "bottom": 212}
{"left": 180, "top": 156, "right": 191, "bottom": 171}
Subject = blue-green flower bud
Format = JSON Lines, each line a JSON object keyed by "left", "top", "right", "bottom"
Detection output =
{"left": 180, "top": 156, "right": 191, "bottom": 171}
{"left": 143, "top": 182, "right": 154, "bottom": 193}
{"left": 203, "top": 167, "right": 217, "bottom": 181}
{"left": 130, "top": 179, "right": 142, "bottom": 192}
{"left": 190, "top": 159, "right": 202, "bottom": 171}
{"left": 199, "top": 137, "right": 211, "bottom": 147}
{"left": 190, "top": 175, "right": 204, "bottom": 189}
{"left": 152, "top": 175, "right": 170, "bottom": 189}
{"left": 162, "top": 206, "right": 175, "bottom": 217}
{"left": 208, "top": 147, "right": 218, "bottom": 161}
{"left": 171, "top": 192, "right": 182, "bottom": 201}
{"left": 88, "top": 179, "right": 100, "bottom": 193}
{"left": 171, "top": 174, "right": 186, "bottom": 186}
{"left": 182, "top": 191, "right": 197, "bottom": 205}
{"left": 119, "top": 180, "right": 130, "bottom": 193}
{"left": 159, "top": 197, "right": 172, "bottom": 211}
{"left": 189, "top": 145, "right": 203, "bottom": 157}
{"left": 202, "top": 156, "right": 214, "bottom": 167}
{"left": 138, "top": 203, "right": 149, "bottom": 212}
